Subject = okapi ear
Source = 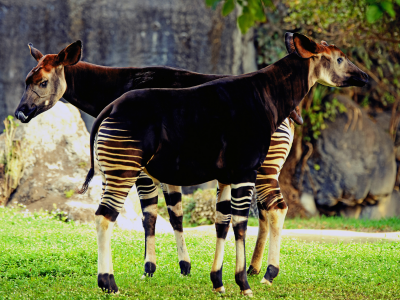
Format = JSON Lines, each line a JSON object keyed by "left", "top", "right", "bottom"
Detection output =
{"left": 293, "top": 33, "right": 320, "bottom": 59}
{"left": 289, "top": 106, "right": 303, "bottom": 125}
{"left": 28, "top": 43, "right": 43, "bottom": 61}
{"left": 321, "top": 40, "right": 329, "bottom": 47}
{"left": 285, "top": 32, "right": 296, "bottom": 54}
{"left": 56, "top": 40, "right": 82, "bottom": 66}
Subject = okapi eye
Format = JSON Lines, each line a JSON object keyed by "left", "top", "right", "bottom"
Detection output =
{"left": 40, "top": 81, "right": 48, "bottom": 88}
{"left": 337, "top": 57, "right": 343, "bottom": 64}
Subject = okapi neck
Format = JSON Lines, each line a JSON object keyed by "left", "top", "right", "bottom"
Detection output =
{"left": 258, "top": 53, "right": 311, "bottom": 130}
{"left": 62, "top": 61, "right": 137, "bottom": 117}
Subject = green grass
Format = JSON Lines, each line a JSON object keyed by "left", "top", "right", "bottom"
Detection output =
{"left": 0, "top": 207, "right": 399, "bottom": 299}
{"left": 283, "top": 216, "right": 400, "bottom": 232}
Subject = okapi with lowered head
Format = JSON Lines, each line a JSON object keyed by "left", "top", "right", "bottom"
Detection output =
{"left": 78, "top": 33, "right": 368, "bottom": 295}
{"left": 14, "top": 38, "right": 303, "bottom": 285}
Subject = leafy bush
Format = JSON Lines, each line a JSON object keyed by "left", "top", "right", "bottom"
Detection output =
{"left": 158, "top": 188, "right": 217, "bottom": 227}
{"left": 302, "top": 86, "right": 347, "bottom": 142}
{"left": 1, "top": 116, "right": 26, "bottom": 205}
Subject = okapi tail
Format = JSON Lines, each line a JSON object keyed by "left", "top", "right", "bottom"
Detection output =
{"left": 78, "top": 102, "right": 114, "bottom": 194}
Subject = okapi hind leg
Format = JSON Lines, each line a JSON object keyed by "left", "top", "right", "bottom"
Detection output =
{"left": 230, "top": 177, "right": 256, "bottom": 297}
{"left": 136, "top": 172, "right": 159, "bottom": 278}
{"left": 247, "top": 202, "right": 269, "bottom": 276}
{"left": 210, "top": 183, "right": 231, "bottom": 293}
{"left": 261, "top": 203, "right": 288, "bottom": 286}
{"left": 94, "top": 117, "right": 146, "bottom": 292}
{"left": 96, "top": 214, "right": 118, "bottom": 293}
{"left": 162, "top": 184, "right": 191, "bottom": 275}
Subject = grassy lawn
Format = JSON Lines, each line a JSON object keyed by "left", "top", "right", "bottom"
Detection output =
{"left": 0, "top": 207, "right": 399, "bottom": 299}
{"left": 247, "top": 215, "right": 400, "bottom": 232}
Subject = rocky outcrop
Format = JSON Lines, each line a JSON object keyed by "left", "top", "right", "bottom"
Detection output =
{"left": 0, "top": 0, "right": 256, "bottom": 131}
{"left": 1, "top": 101, "right": 172, "bottom": 231}
{"left": 296, "top": 95, "right": 398, "bottom": 219}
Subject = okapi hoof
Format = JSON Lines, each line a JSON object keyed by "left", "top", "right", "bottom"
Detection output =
{"left": 212, "top": 286, "right": 225, "bottom": 293}
{"left": 141, "top": 262, "right": 156, "bottom": 279}
{"left": 98, "top": 273, "right": 119, "bottom": 294}
{"left": 260, "top": 277, "right": 272, "bottom": 286}
{"left": 179, "top": 261, "right": 191, "bottom": 276}
{"left": 140, "top": 272, "right": 154, "bottom": 280}
{"left": 261, "top": 265, "right": 279, "bottom": 285}
{"left": 240, "top": 289, "right": 253, "bottom": 297}
{"left": 247, "top": 265, "right": 260, "bottom": 276}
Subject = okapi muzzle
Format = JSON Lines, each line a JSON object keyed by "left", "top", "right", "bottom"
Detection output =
{"left": 15, "top": 40, "right": 82, "bottom": 123}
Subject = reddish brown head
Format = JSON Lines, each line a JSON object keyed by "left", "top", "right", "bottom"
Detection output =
{"left": 15, "top": 41, "right": 82, "bottom": 123}
{"left": 285, "top": 32, "right": 368, "bottom": 88}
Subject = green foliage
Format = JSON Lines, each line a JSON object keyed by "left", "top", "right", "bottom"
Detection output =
{"left": 1, "top": 116, "right": 25, "bottom": 205}
{"left": 63, "top": 189, "right": 75, "bottom": 198}
{"left": 205, "top": 0, "right": 274, "bottom": 34}
{"left": 77, "top": 161, "right": 87, "bottom": 169}
{"left": 255, "top": 7, "right": 289, "bottom": 66}
{"left": 366, "top": 0, "right": 399, "bottom": 23}
{"left": 0, "top": 206, "right": 400, "bottom": 298}
{"left": 207, "top": 0, "right": 400, "bottom": 118}
{"left": 302, "top": 86, "right": 347, "bottom": 142}
{"left": 283, "top": 0, "right": 400, "bottom": 111}
{"left": 157, "top": 188, "right": 217, "bottom": 227}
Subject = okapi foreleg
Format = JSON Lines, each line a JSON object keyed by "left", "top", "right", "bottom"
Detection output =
{"left": 162, "top": 184, "right": 191, "bottom": 275}
{"left": 136, "top": 172, "right": 159, "bottom": 278}
{"left": 210, "top": 183, "right": 231, "bottom": 293}
{"left": 231, "top": 180, "right": 256, "bottom": 297}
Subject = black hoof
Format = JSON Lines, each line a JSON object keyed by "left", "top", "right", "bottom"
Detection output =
{"left": 179, "top": 261, "right": 191, "bottom": 276}
{"left": 263, "top": 265, "right": 279, "bottom": 283}
{"left": 210, "top": 267, "right": 223, "bottom": 289}
{"left": 144, "top": 261, "right": 156, "bottom": 277}
{"left": 98, "top": 273, "right": 119, "bottom": 293}
{"left": 247, "top": 265, "right": 260, "bottom": 276}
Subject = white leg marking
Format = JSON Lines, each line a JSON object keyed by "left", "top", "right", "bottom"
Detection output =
{"left": 267, "top": 208, "right": 287, "bottom": 267}
{"left": 96, "top": 215, "right": 115, "bottom": 275}
{"left": 249, "top": 208, "right": 269, "bottom": 274}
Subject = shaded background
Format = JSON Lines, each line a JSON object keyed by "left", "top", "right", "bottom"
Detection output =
{"left": 1, "top": 0, "right": 400, "bottom": 220}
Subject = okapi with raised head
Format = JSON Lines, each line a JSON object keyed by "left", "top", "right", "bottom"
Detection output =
{"left": 78, "top": 33, "right": 368, "bottom": 295}
{"left": 14, "top": 39, "right": 302, "bottom": 283}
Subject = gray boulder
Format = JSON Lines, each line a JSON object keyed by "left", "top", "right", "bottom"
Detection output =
{"left": 296, "top": 95, "right": 398, "bottom": 219}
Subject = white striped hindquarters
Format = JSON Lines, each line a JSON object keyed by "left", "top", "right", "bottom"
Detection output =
{"left": 96, "top": 117, "right": 144, "bottom": 213}
{"left": 256, "top": 118, "right": 295, "bottom": 210}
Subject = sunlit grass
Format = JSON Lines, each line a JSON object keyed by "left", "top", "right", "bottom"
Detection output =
{"left": 0, "top": 207, "right": 399, "bottom": 299}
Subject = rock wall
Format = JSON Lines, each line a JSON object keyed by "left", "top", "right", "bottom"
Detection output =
{"left": 0, "top": 0, "right": 256, "bottom": 131}
{"left": 296, "top": 95, "right": 398, "bottom": 219}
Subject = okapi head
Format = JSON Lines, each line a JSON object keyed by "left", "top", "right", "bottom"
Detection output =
{"left": 285, "top": 32, "right": 368, "bottom": 88}
{"left": 15, "top": 41, "right": 82, "bottom": 123}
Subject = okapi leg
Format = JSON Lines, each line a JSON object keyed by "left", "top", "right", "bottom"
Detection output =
{"left": 261, "top": 205, "right": 287, "bottom": 285}
{"left": 249, "top": 118, "right": 294, "bottom": 280}
{"left": 96, "top": 214, "right": 118, "bottom": 293}
{"left": 95, "top": 118, "right": 145, "bottom": 292}
{"left": 231, "top": 179, "right": 256, "bottom": 296}
{"left": 136, "top": 172, "right": 159, "bottom": 278}
{"left": 162, "top": 184, "right": 191, "bottom": 275}
{"left": 247, "top": 201, "right": 269, "bottom": 275}
{"left": 210, "top": 183, "right": 231, "bottom": 293}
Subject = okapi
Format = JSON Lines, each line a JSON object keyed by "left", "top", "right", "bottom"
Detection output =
{"left": 78, "top": 33, "right": 368, "bottom": 295}
{"left": 15, "top": 38, "right": 302, "bottom": 285}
